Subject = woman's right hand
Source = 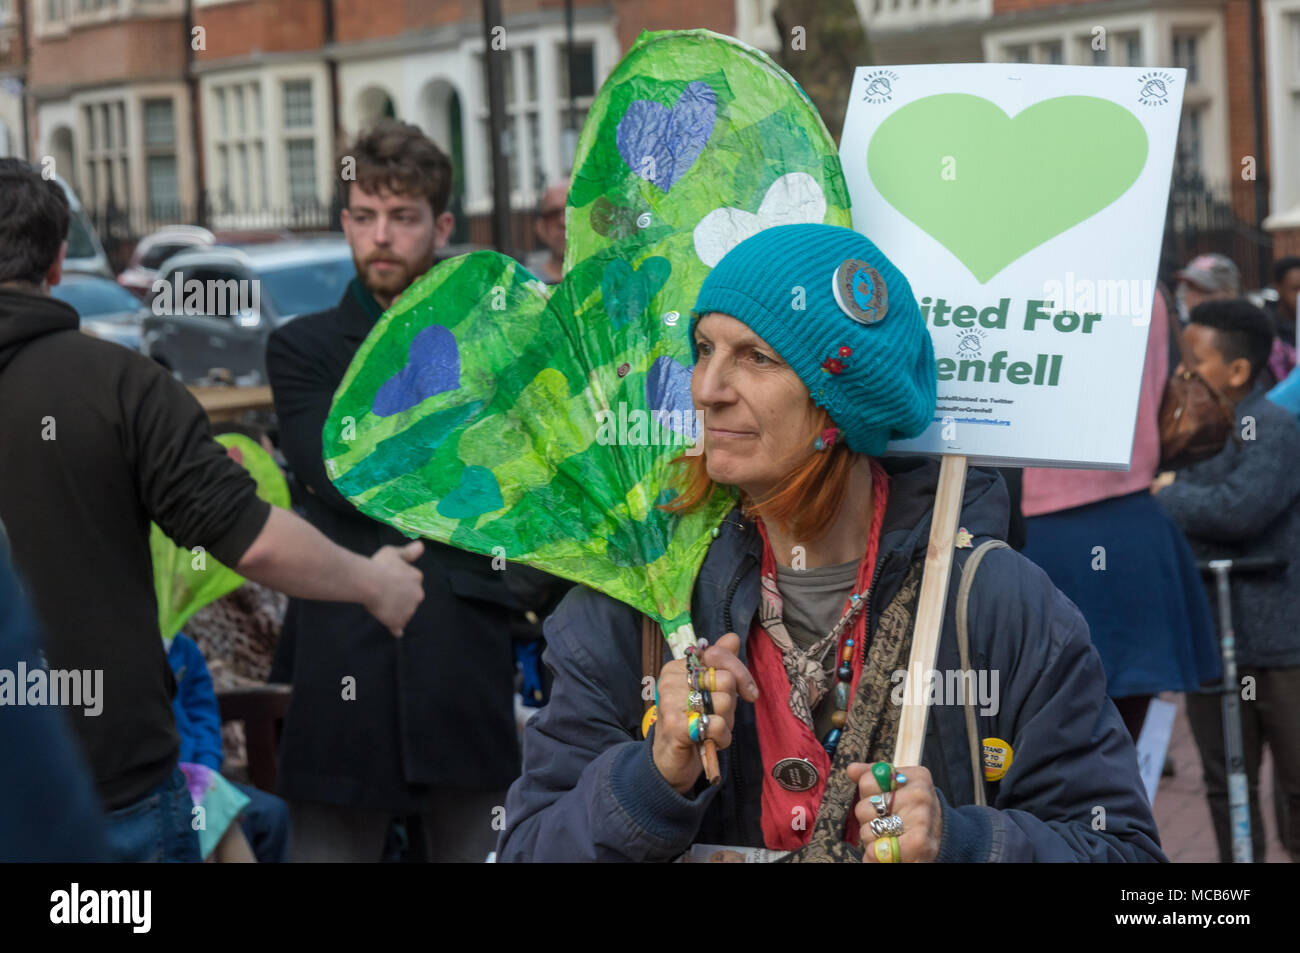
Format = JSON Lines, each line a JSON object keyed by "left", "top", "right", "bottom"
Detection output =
{"left": 651, "top": 632, "right": 760, "bottom": 795}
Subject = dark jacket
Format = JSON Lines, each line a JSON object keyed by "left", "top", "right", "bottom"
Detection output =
{"left": 1156, "top": 379, "right": 1300, "bottom": 668}
{"left": 498, "top": 459, "right": 1166, "bottom": 862}
{"left": 0, "top": 287, "right": 268, "bottom": 810}
{"left": 266, "top": 279, "right": 524, "bottom": 810}
{"left": 0, "top": 541, "right": 109, "bottom": 861}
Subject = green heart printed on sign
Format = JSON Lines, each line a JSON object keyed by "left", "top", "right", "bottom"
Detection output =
{"left": 324, "top": 30, "right": 851, "bottom": 656}
{"left": 867, "top": 93, "right": 1148, "bottom": 283}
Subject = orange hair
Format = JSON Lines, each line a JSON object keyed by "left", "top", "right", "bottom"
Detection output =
{"left": 658, "top": 407, "right": 861, "bottom": 543}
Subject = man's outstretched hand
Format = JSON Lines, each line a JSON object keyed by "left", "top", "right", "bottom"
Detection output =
{"left": 365, "top": 541, "right": 426, "bottom": 636}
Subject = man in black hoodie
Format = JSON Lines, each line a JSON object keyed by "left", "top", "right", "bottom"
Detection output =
{"left": 0, "top": 158, "right": 426, "bottom": 861}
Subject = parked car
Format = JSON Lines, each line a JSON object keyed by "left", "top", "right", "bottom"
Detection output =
{"left": 142, "top": 237, "right": 356, "bottom": 385}
{"left": 51, "top": 272, "right": 147, "bottom": 351}
{"left": 117, "top": 225, "right": 293, "bottom": 297}
{"left": 56, "top": 176, "right": 113, "bottom": 278}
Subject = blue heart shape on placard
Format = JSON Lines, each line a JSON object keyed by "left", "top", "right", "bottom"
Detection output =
{"left": 646, "top": 356, "right": 698, "bottom": 439}
{"left": 372, "top": 325, "right": 460, "bottom": 417}
{"left": 617, "top": 81, "right": 716, "bottom": 192}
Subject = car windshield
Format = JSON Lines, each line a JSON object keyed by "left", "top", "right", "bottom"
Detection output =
{"left": 65, "top": 211, "right": 98, "bottom": 260}
{"left": 257, "top": 257, "right": 356, "bottom": 318}
{"left": 141, "top": 241, "right": 195, "bottom": 270}
{"left": 51, "top": 279, "right": 143, "bottom": 319}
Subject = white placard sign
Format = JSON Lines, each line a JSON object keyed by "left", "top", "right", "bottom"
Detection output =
{"left": 1135, "top": 697, "right": 1178, "bottom": 805}
{"left": 840, "top": 65, "right": 1186, "bottom": 468}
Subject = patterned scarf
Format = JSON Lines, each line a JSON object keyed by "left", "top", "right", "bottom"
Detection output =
{"left": 779, "top": 559, "right": 921, "bottom": 861}
{"left": 752, "top": 458, "right": 890, "bottom": 730}
{"left": 748, "top": 458, "right": 922, "bottom": 852}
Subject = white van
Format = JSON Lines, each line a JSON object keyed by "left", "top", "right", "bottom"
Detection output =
{"left": 55, "top": 176, "right": 113, "bottom": 278}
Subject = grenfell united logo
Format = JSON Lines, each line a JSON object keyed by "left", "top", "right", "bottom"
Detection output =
{"left": 956, "top": 328, "right": 988, "bottom": 358}
{"left": 861, "top": 69, "right": 899, "bottom": 105}
{"left": 1138, "top": 71, "right": 1175, "bottom": 107}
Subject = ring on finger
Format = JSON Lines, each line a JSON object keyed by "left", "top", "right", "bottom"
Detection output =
{"left": 688, "top": 711, "right": 710, "bottom": 743}
{"left": 687, "top": 690, "right": 704, "bottom": 713}
{"left": 687, "top": 668, "right": 700, "bottom": 692}
{"left": 869, "top": 814, "right": 904, "bottom": 839}
{"left": 869, "top": 794, "right": 889, "bottom": 817}
{"left": 705, "top": 667, "right": 717, "bottom": 692}
{"left": 872, "top": 835, "right": 901, "bottom": 863}
{"left": 700, "top": 689, "right": 713, "bottom": 715}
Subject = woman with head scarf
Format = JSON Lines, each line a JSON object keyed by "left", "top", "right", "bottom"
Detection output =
{"left": 497, "top": 225, "right": 1165, "bottom": 862}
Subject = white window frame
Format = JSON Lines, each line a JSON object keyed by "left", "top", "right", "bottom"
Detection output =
{"left": 463, "top": 20, "right": 618, "bottom": 216}
{"left": 78, "top": 95, "right": 130, "bottom": 213}
{"left": 68, "top": 0, "right": 120, "bottom": 29}
{"left": 142, "top": 95, "right": 180, "bottom": 217}
{"left": 281, "top": 76, "right": 321, "bottom": 210}
{"left": 474, "top": 44, "right": 537, "bottom": 200}
{"left": 734, "top": 0, "right": 780, "bottom": 52}
{"left": 201, "top": 64, "right": 329, "bottom": 226}
{"left": 35, "top": 0, "right": 70, "bottom": 38}
{"left": 982, "top": 8, "right": 1227, "bottom": 186}
{"left": 858, "top": 0, "right": 992, "bottom": 31}
{"left": 1161, "top": 8, "right": 1227, "bottom": 188}
{"left": 205, "top": 74, "right": 266, "bottom": 215}
{"left": 1264, "top": 0, "right": 1300, "bottom": 229}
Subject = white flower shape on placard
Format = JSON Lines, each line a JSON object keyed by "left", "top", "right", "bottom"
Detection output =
{"left": 692, "top": 172, "right": 828, "bottom": 267}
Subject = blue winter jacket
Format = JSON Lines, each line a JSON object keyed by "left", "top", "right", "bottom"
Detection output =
{"left": 168, "top": 634, "right": 224, "bottom": 772}
{"left": 497, "top": 457, "right": 1167, "bottom": 862}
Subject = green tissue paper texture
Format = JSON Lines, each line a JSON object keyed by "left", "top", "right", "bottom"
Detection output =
{"left": 324, "top": 29, "right": 851, "bottom": 652}
{"left": 152, "top": 434, "right": 291, "bottom": 642}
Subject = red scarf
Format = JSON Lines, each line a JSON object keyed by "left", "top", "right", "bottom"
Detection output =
{"left": 748, "top": 459, "right": 889, "bottom": 851}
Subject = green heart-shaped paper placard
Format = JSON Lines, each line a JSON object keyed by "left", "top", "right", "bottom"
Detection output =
{"left": 867, "top": 93, "right": 1148, "bottom": 283}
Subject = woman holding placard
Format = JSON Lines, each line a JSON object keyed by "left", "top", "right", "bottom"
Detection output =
{"left": 497, "top": 225, "right": 1164, "bottom": 863}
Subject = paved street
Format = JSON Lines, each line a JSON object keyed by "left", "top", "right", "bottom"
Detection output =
{"left": 1151, "top": 692, "right": 1289, "bottom": 863}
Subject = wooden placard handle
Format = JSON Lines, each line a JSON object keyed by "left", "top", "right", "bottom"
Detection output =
{"left": 892, "top": 455, "right": 968, "bottom": 767}
{"left": 700, "top": 740, "right": 721, "bottom": 785}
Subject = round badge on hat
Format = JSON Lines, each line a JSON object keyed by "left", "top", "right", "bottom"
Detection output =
{"left": 831, "top": 258, "right": 889, "bottom": 325}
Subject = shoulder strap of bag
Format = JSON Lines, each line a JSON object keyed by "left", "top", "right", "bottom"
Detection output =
{"left": 956, "top": 539, "right": 1010, "bottom": 807}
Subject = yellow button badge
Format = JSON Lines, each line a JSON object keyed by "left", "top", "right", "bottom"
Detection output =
{"left": 982, "top": 737, "right": 1013, "bottom": 782}
{"left": 642, "top": 705, "right": 658, "bottom": 739}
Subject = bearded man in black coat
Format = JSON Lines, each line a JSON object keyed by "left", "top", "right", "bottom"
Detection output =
{"left": 267, "top": 120, "right": 545, "bottom": 861}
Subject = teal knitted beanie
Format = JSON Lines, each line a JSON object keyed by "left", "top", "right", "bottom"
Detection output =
{"left": 690, "top": 224, "right": 936, "bottom": 456}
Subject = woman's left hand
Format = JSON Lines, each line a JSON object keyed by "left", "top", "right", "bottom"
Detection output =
{"left": 847, "top": 762, "right": 943, "bottom": 863}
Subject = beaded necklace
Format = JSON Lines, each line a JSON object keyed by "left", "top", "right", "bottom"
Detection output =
{"left": 817, "top": 593, "right": 867, "bottom": 757}
{"left": 753, "top": 524, "right": 879, "bottom": 759}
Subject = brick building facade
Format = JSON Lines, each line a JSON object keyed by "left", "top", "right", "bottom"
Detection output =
{"left": 0, "top": 0, "right": 1292, "bottom": 274}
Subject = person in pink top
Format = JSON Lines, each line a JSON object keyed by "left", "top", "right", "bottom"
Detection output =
{"left": 1020, "top": 288, "right": 1221, "bottom": 740}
